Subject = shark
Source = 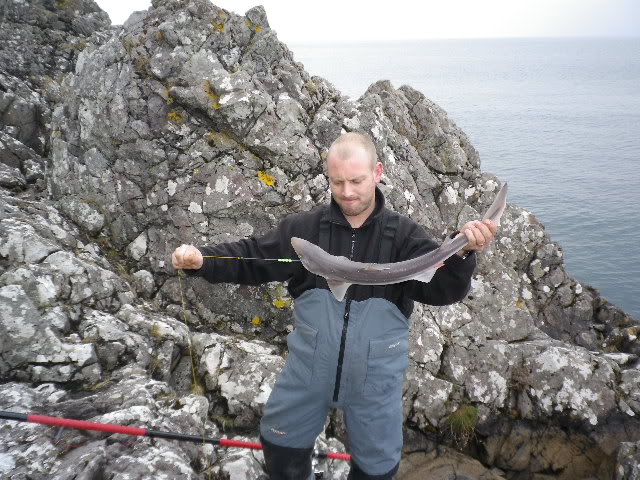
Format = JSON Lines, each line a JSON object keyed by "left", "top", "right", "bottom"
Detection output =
{"left": 291, "top": 183, "right": 508, "bottom": 301}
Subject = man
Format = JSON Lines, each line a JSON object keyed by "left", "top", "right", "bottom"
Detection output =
{"left": 173, "top": 132, "right": 497, "bottom": 480}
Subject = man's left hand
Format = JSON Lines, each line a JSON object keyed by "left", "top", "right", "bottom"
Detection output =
{"left": 457, "top": 219, "right": 497, "bottom": 255}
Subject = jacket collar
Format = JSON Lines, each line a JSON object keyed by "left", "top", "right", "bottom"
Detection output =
{"left": 328, "top": 186, "right": 386, "bottom": 229}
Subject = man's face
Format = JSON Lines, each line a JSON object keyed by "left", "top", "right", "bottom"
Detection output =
{"left": 326, "top": 145, "right": 383, "bottom": 219}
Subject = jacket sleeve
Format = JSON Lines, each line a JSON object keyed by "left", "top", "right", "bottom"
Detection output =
{"left": 400, "top": 222, "right": 476, "bottom": 306}
{"left": 185, "top": 215, "right": 299, "bottom": 285}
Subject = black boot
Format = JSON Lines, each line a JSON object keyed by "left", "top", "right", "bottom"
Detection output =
{"left": 347, "top": 459, "right": 399, "bottom": 480}
{"left": 260, "top": 435, "right": 315, "bottom": 480}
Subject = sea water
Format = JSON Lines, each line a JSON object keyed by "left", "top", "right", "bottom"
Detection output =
{"left": 291, "top": 37, "right": 640, "bottom": 318}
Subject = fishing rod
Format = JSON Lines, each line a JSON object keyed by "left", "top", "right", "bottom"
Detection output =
{"left": 201, "top": 255, "right": 300, "bottom": 263}
{"left": 0, "top": 411, "right": 351, "bottom": 461}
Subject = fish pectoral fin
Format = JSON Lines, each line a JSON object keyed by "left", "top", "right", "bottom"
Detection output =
{"left": 326, "top": 279, "right": 351, "bottom": 302}
{"left": 410, "top": 267, "right": 438, "bottom": 284}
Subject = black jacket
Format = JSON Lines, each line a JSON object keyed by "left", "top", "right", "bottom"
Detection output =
{"left": 190, "top": 187, "right": 476, "bottom": 318}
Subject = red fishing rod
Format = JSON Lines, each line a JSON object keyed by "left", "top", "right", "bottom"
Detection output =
{"left": 0, "top": 410, "right": 351, "bottom": 461}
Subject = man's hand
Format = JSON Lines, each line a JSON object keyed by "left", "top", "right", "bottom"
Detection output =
{"left": 457, "top": 219, "right": 497, "bottom": 255}
{"left": 172, "top": 244, "right": 204, "bottom": 270}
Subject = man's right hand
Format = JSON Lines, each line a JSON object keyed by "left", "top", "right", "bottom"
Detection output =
{"left": 172, "top": 244, "right": 204, "bottom": 270}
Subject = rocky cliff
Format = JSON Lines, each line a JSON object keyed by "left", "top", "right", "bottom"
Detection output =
{"left": 1, "top": 1, "right": 639, "bottom": 479}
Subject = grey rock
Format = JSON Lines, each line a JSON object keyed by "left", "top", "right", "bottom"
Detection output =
{"left": 59, "top": 196, "right": 105, "bottom": 233}
{"left": 617, "top": 442, "right": 640, "bottom": 480}
{"left": 0, "top": 161, "right": 26, "bottom": 188}
{"left": 0, "top": 217, "right": 60, "bottom": 264}
{"left": 620, "top": 369, "right": 640, "bottom": 415}
{"left": 397, "top": 448, "right": 506, "bottom": 480}
{"left": 0, "top": 0, "right": 638, "bottom": 478}
{"left": 522, "top": 341, "right": 617, "bottom": 426}
{"left": 127, "top": 230, "right": 148, "bottom": 260}
{"left": 132, "top": 269, "right": 156, "bottom": 298}
{"left": 193, "top": 332, "right": 284, "bottom": 427}
{"left": 0, "top": 0, "right": 111, "bottom": 89}
{"left": 217, "top": 440, "right": 265, "bottom": 480}
{"left": 0, "top": 378, "right": 216, "bottom": 479}
{"left": 0, "top": 284, "right": 101, "bottom": 383}
{"left": 0, "top": 72, "right": 50, "bottom": 156}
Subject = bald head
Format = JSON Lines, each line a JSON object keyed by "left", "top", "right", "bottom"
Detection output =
{"left": 327, "top": 132, "right": 378, "bottom": 169}
{"left": 325, "top": 132, "right": 383, "bottom": 227}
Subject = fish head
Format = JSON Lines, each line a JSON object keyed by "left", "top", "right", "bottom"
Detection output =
{"left": 291, "top": 237, "right": 323, "bottom": 275}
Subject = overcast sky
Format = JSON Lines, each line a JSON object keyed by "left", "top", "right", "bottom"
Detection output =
{"left": 96, "top": 0, "right": 640, "bottom": 42}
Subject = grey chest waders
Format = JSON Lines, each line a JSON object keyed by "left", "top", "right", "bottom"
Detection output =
{"left": 260, "top": 211, "right": 406, "bottom": 479}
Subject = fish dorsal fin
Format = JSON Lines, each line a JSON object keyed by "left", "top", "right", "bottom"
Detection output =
{"left": 326, "top": 279, "right": 351, "bottom": 302}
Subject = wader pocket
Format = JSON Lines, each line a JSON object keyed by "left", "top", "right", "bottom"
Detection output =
{"left": 364, "top": 334, "right": 409, "bottom": 395}
{"left": 285, "top": 320, "right": 318, "bottom": 386}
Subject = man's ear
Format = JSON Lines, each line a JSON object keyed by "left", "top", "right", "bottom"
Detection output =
{"left": 374, "top": 161, "right": 383, "bottom": 183}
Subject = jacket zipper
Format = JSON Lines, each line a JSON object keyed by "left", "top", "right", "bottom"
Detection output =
{"left": 333, "top": 229, "right": 357, "bottom": 402}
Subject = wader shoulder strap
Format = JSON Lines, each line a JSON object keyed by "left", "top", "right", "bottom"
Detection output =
{"left": 373, "top": 210, "right": 400, "bottom": 298}
{"left": 315, "top": 215, "right": 331, "bottom": 289}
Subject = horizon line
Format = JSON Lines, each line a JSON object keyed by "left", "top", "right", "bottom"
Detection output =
{"left": 287, "top": 34, "right": 640, "bottom": 45}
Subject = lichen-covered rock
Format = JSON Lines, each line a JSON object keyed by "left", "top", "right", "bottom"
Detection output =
{"left": 132, "top": 269, "right": 157, "bottom": 298}
{"left": 0, "top": 378, "right": 217, "bottom": 479}
{"left": 193, "top": 332, "right": 284, "bottom": 428}
{"left": 58, "top": 196, "right": 105, "bottom": 234}
{"left": 0, "top": 72, "right": 50, "bottom": 158}
{"left": 0, "top": 284, "right": 101, "bottom": 383}
{"left": 0, "top": 0, "right": 638, "bottom": 478}
{"left": 0, "top": 0, "right": 111, "bottom": 88}
{"left": 0, "top": 162, "right": 27, "bottom": 189}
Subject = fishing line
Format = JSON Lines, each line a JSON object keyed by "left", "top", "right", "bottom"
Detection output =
{"left": 177, "top": 270, "right": 203, "bottom": 398}
{"left": 175, "top": 254, "right": 298, "bottom": 392}
{"left": 174, "top": 253, "right": 300, "bottom": 447}
{"left": 177, "top": 270, "right": 209, "bottom": 446}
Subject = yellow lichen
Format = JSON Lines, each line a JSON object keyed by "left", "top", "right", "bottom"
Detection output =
{"left": 203, "top": 83, "right": 221, "bottom": 109}
{"left": 206, "top": 130, "right": 236, "bottom": 149}
{"left": 245, "top": 18, "right": 263, "bottom": 33}
{"left": 515, "top": 298, "right": 525, "bottom": 309}
{"left": 134, "top": 55, "right": 151, "bottom": 77}
{"left": 273, "top": 299, "right": 290, "bottom": 309}
{"left": 304, "top": 80, "right": 319, "bottom": 94}
{"left": 272, "top": 285, "right": 292, "bottom": 309}
{"left": 150, "top": 323, "right": 162, "bottom": 339}
{"left": 167, "top": 111, "right": 184, "bottom": 124}
{"left": 162, "top": 83, "right": 175, "bottom": 104}
{"left": 211, "top": 20, "right": 225, "bottom": 32}
{"left": 257, "top": 170, "right": 275, "bottom": 186}
{"left": 86, "top": 378, "right": 112, "bottom": 391}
